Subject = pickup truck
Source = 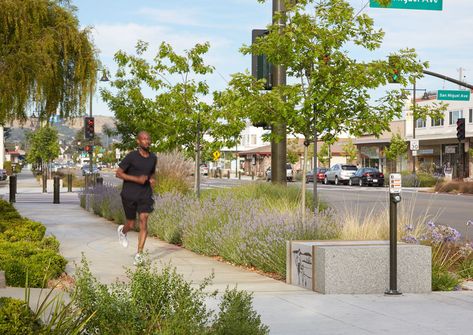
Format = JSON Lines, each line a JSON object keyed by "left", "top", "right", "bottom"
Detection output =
{"left": 265, "top": 164, "right": 294, "bottom": 182}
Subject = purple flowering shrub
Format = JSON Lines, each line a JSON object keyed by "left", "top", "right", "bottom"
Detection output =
{"left": 148, "top": 193, "right": 339, "bottom": 277}
{"left": 403, "top": 220, "right": 473, "bottom": 290}
{"left": 81, "top": 184, "right": 339, "bottom": 278}
{"left": 80, "top": 184, "right": 126, "bottom": 225}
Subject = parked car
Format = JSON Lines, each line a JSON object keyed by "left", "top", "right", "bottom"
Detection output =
{"left": 349, "top": 167, "right": 384, "bottom": 187}
{"left": 81, "top": 164, "right": 100, "bottom": 176}
{"left": 306, "top": 167, "right": 327, "bottom": 183}
{"left": 199, "top": 164, "right": 209, "bottom": 176}
{"left": 0, "top": 169, "right": 7, "bottom": 181}
{"left": 266, "top": 163, "right": 294, "bottom": 182}
{"left": 324, "top": 164, "right": 357, "bottom": 185}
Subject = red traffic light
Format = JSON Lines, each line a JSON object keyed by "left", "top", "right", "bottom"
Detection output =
{"left": 84, "top": 116, "right": 95, "bottom": 140}
{"left": 84, "top": 145, "right": 93, "bottom": 153}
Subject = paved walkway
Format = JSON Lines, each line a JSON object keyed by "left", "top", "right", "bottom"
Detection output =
{"left": 1, "top": 169, "right": 473, "bottom": 334}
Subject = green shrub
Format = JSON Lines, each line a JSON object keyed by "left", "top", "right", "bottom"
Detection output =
{"left": 401, "top": 171, "right": 441, "bottom": 187}
{"left": 73, "top": 257, "right": 269, "bottom": 335}
{"left": 458, "top": 257, "right": 473, "bottom": 279}
{"left": 212, "top": 288, "right": 269, "bottom": 335}
{"left": 432, "top": 265, "right": 461, "bottom": 291}
{"left": 202, "top": 183, "right": 327, "bottom": 213}
{"left": 0, "top": 241, "right": 67, "bottom": 287}
{"left": 0, "top": 219, "right": 45, "bottom": 242}
{"left": 0, "top": 200, "right": 21, "bottom": 220}
{"left": 0, "top": 297, "right": 42, "bottom": 335}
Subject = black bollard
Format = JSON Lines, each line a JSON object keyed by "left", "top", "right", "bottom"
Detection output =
{"left": 96, "top": 176, "right": 103, "bottom": 186}
{"left": 53, "top": 175, "right": 60, "bottom": 204}
{"left": 227, "top": 171, "right": 230, "bottom": 179}
{"left": 238, "top": 171, "right": 241, "bottom": 180}
{"left": 252, "top": 172, "right": 255, "bottom": 180}
{"left": 9, "top": 175, "right": 16, "bottom": 203}
{"left": 67, "top": 174, "right": 73, "bottom": 192}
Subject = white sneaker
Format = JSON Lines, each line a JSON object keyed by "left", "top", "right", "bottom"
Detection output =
{"left": 133, "top": 253, "right": 144, "bottom": 266}
{"left": 117, "top": 225, "right": 128, "bottom": 248}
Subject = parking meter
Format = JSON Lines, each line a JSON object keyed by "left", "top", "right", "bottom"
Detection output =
{"left": 386, "top": 174, "right": 402, "bottom": 295}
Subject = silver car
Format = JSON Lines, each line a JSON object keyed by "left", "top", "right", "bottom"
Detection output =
{"left": 324, "top": 164, "right": 357, "bottom": 185}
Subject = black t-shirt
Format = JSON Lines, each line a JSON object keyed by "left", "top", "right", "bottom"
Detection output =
{"left": 118, "top": 150, "right": 157, "bottom": 199}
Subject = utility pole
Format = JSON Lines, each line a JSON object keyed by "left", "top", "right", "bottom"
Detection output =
{"left": 412, "top": 79, "right": 417, "bottom": 174}
{"left": 271, "top": 0, "right": 287, "bottom": 185}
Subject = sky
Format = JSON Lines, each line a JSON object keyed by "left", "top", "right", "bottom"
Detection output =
{"left": 72, "top": 0, "right": 473, "bottom": 117}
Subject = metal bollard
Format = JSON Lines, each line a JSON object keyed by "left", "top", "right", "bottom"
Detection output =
{"left": 227, "top": 171, "right": 230, "bottom": 179}
{"left": 238, "top": 171, "right": 241, "bottom": 180}
{"left": 96, "top": 176, "right": 103, "bottom": 185}
{"left": 252, "top": 172, "right": 255, "bottom": 180}
{"left": 67, "top": 174, "right": 73, "bottom": 192}
{"left": 42, "top": 173, "right": 47, "bottom": 193}
{"left": 9, "top": 175, "right": 16, "bottom": 203}
{"left": 53, "top": 175, "right": 60, "bottom": 204}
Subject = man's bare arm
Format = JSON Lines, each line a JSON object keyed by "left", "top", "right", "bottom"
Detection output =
{"left": 116, "top": 167, "right": 148, "bottom": 185}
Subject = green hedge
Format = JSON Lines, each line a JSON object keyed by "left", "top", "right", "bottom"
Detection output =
{"left": 401, "top": 171, "right": 441, "bottom": 187}
{"left": 0, "top": 200, "right": 66, "bottom": 287}
{"left": 0, "top": 297, "right": 42, "bottom": 335}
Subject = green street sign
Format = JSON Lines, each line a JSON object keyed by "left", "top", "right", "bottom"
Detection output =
{"left": 437, "top": 90, "right": 471, "bottom": 101}
{"left": 370, "top": 0, "right": 443, "bottom": 11}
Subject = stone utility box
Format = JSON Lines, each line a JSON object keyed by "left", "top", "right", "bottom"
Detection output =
{"left": 286, "top": 241, "right": 431, "bottom": 294}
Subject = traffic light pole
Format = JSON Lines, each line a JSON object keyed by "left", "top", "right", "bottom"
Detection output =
{"left": 89, "top": 85, "right": 94, "bottom": 187}
{"left": 271, "top": 0, "right": 287, "bottom": 185}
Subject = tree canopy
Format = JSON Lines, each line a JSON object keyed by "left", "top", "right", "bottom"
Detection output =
{"left": 26, "top": 125, "right": 60, "bottom": 166}
{"left": 101, "top": 41, "right": 241, "bottom": 155}
{"left": 0, "top": 0, "right": 97, "bottom": 124}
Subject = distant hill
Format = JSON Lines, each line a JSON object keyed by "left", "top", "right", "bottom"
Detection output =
{"left": 4, "top": 115, "right": 118, "bottom": 146}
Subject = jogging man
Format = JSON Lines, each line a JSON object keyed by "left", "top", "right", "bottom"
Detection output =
{"left": 116, "top": 131, "right": 157, "bottom": 265}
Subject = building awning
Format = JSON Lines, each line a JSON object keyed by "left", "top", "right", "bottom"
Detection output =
{"left": 239, "top": 145, "right": 271, "bottom": 156}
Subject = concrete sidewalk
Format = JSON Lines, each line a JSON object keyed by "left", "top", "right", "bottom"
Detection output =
{"left": 2, "top": 170, "right": 473, "bottom": 334}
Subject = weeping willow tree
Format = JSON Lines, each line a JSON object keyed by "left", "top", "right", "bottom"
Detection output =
{"left": 0, "top": 0, "right": 98, "bottom": 124}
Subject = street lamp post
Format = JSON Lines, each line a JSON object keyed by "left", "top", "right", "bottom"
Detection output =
{"left": 88, "top": 71, "right": 109, "bottom": 186}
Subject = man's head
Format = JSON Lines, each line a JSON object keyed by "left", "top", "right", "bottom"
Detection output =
{"left": 136, "top": 131, "right": 151, "bottom": 152}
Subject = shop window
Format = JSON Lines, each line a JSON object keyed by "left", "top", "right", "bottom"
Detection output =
{"left": 415, "top": 118, "right": 426, "bottom": 128}
{"left": 431, "top": 117, "right": 444, "bottom": 127}
{"left": 449, "top": 110, "right": 463, "bottom": 125}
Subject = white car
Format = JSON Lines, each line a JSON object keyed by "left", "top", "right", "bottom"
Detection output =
{"left": 324, "top": 164, "right": 357, "bottom": 185}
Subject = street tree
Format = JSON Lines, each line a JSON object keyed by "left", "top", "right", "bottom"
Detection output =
{"left": 0, "top": 0, "right": 98, "bottom": 124}
{"left": 240, "top": 0, "right": 432, "bottom": 212}
{"left": 26, "top": 126, "right": 60, "bottom": 175}
{"left": 342, "top": 139, "right": 358, "bottom": 164}
{"left": 102, "top": 41, "right": 241, "bottom": 193}
{"left": 384, "top": 133, "right": 408, "bottom": 173}
{"left": 317, "top": 142, "right": 330, "bottom": 168}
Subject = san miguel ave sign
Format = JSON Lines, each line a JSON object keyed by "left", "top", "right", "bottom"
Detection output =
{"left": 370, "top": 0, "right": 443, "bottom": 11}
{"left": 438, "top": 90, "right": 471, "bottom": 101}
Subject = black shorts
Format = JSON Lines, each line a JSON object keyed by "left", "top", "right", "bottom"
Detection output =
{"left": 121, "top": 196, "right": 154, "bottom": 220}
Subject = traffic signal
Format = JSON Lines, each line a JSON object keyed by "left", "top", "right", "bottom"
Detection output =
{"left": 251, "top": 29, "right": 272, "bottom": 90}
{"left": 456, "top": 118, "right": 466, "bottom": 141}
{"left": 84, "top": 117, "right": 95, "bottom": 140}
{"left": 388, "top": 56, "right": 401, "bottom": 84}
{"left": 84, "top": 145, "right": 93, "bottom": 154}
